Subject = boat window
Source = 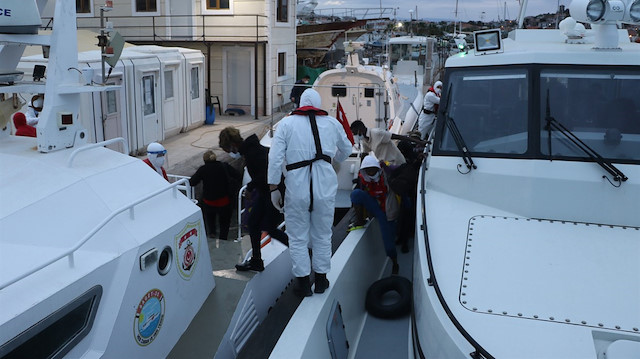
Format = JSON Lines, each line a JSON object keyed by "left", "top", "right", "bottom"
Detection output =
{"left": 191, "top": 67, "right": 200, "bottom": 100}
{"left": 540, "top": 70, "right": 640, "bottom": 161}
{"left": 390, "top": 43, "right": 426, "bottom": 68}
{"left": 0, "top": 286, "right": 102, "bottom": 359}
{"left": 332, "top": 84, "right": 347, "bottom": 97}
{"left": 439, "top": 69, "right": 529, "bottom": 155}
{"left": 364, "top": 88, "right": 375, "bottom": 98}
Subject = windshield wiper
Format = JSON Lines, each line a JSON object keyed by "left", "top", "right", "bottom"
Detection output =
{"left": 544, "top": 89, "right": 628, "bottom": 185}
{"left": 442, "top": 84, "right": 476, "bottom": 174}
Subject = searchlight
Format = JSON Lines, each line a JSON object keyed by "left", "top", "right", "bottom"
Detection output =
{"left": 570, "top": 0, "right": 640, "bottom": 48}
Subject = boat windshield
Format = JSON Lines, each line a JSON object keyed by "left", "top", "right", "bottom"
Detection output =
{"left": 540, "top": 69, "right": 640, "bottom": 161}
{"left": 437, "top": 67, "right": 640, "bottom": 163}
{"left": 389, "top": 43, "right": 426, "bottom": 69}
{"left": 439, "top": 68, "right": 529, "bottom": 155}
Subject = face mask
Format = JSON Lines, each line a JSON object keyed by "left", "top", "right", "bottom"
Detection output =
{"left": 355, "top": 135, "right": 365, "bottom": 143}
{"left": 435, "top": 87, "right": 442, "bottom": 96}
{"left": 228, "top": 151, "right": 242, "bottom": 159}
{"left": 362, "top": 170, "right": 381, "bottom": 183}
{"left": 149, "top": 154, "right": 165, "bottom": 169}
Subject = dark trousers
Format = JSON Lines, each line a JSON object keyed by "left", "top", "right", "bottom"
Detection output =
{"left": 248, "top": 191, "right": 288, "bottom": 260}
{"left": 396, "top": 195, "right": 415, "bottom": 246}
{"left": 203, "top": 203, "right": 232, "bottom": 240}
{"left": 350, "top": 189, "right": 397, "bottom": 258}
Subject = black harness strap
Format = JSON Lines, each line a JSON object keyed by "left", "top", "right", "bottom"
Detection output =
{"left": 284, "top": 111, "right": 330, "bottom": 211}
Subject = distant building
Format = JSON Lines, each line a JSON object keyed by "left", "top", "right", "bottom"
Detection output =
{"left": 41, "top": 0, "right": 298, "bottom": 117}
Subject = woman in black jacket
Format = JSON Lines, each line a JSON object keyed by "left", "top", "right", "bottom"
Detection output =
{"left": 190, "top": 150, "right": 241, "bottom": 241}
{"left": 219, "top": 127, "right": 288, "bottom": 272}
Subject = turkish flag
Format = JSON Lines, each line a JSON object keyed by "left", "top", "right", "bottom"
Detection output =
{"left": 336, "top": 98, "right": 354, "bottom": 145}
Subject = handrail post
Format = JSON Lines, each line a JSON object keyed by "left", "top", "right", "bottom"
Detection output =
{"left": 68, "top": 253, "right": 75, "bottom": 268}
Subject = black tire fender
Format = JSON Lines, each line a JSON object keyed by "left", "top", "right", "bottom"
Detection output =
{"left": 365, "top": 276, "right": 412, "bottom": 319}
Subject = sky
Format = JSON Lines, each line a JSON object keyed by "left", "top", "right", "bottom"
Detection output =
{"left": 314, "top": 0, "right": 570, "bottom": 22}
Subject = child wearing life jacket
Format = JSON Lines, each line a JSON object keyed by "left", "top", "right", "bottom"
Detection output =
{"left": 350, "top": 155, "right": 400, "bottom": 275}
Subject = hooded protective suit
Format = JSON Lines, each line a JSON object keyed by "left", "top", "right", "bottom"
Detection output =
{"left": 144, "top": 142, "right": 168, "bottom": 181}
{"left": 268, "top": 89, "right": 352, "bottom": 277}
{"left": 418, "top": 80, "right": 442, "bottom": 140}
{"left": 26, "top": 95, "right": 43, "bottom": 126}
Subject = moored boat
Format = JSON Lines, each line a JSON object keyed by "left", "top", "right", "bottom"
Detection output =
{"left": 414, "top": 1, "right": 640, "bottom": 357}
{"left": 0, "top": 1, "right": 214, "bottom": 357}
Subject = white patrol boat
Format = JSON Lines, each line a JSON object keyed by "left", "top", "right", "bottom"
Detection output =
{"left": 414, "top": 0, "right": 640, "bottom": 358}
{"left": 313, "top": 39, "right": 439, "bottom": 138}
{"left": 0, "top": 1, "right": 214, "bottom": 358}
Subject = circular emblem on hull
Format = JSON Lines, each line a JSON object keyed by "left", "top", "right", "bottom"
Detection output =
{"left": 134, "top": 289, "right": 165, "bottom": 346}
{"left": 175, "top": 221, "right": 202, "bottom": 280}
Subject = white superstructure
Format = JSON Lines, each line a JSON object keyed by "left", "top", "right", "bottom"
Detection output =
{"left": 0, "top": 1, "right": 214, "bottom": 358}
{"left": 414, "top": 1, "right": 640, "bottom": 358}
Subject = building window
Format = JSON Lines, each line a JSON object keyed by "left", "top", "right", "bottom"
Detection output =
{"left": 76, "top": 0, "right": 91, "bottom": 13}
{"left": 207, "top": 0, "right": 230, "bottom": 10}
{"left": 277, "top": 0, "right": 288, "bottom": 22}
{"left": 136, "top": 0, "right": 157, "bottom": 12}
{"left": 278, "top": 52, "right": 286, "bottom": 77}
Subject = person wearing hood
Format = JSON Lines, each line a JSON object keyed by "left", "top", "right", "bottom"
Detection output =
{"left": 219, "top": 126, "right": 288, "bottom": 272}
{"left": 268, "top": 89, "right": 352, "bottom": 297}
{"left": 144, "top": 142, "right": 169, "bottom": 181}
{"left": 418, "top": 81, "right": 442, "bottom": 140}
{"left": 350, "top": 120, "right": 426, "bottom": 166}
{"left": 26, "top": 94, "right": 44, "bottom": 126}
{"left": 13, "top": 112, "right": 36, "bottom": 138}
{"left": 350, "top": 155, "right": 400, "bottom": 275}
{"left": 189, "top": 150, "right": 241, "bottom": 241}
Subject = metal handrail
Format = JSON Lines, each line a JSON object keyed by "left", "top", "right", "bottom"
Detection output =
{"left": 236, "top": 185, "right": 248, "bottom": 242}
{"left": 42, "top": 14, "right": 269, "bottom": 43}
{"left": 68, "top": 137, "right": 129, "bottom": 167}
{"left": 167, "top": 174, "right": 194, "bottom": 200}
{"left": 0, "top": 178, "right": 191, "bottom": 290}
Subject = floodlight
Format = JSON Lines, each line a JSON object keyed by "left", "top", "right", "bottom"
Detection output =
{"left": 586, "top": 0, "right": 606, "bottom": 21}
{"left": 473, "top": 29, "right": 503, "bottom": 55}
{"left": 570, "top": 0, "right": 626, "bottom": 23}
{"left": 630, "top": 0, "right": 640, "bottom": 22}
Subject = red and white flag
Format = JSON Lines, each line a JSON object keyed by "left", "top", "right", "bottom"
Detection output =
{"left": 336, "top": 98, "right": 354, "bottom": 145}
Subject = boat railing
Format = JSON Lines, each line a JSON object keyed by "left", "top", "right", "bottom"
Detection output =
{"left": 418, "top": 146, "right": 494, "bottom": 359}
{"left": 167, "top": 174, "right": 195, "bottom": 201}
{"left": 0, "top": 177, "right": 192, "bottom": 290}
{"left": 67, "top": 137, "right": 129, "bottom": 167}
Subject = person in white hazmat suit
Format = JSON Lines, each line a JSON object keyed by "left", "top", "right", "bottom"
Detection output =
{"left": 417, "top": 81, "right": 442, "bottom": 140}
{"left": 267, "top": 89, "right": 353, "bottom": 297}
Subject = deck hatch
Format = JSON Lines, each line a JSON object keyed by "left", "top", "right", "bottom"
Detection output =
{"left": 460, "top": 215, "right": 639, "bottom": 333}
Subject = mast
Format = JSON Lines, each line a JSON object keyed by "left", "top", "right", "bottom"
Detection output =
{"left": 454, "top": 0, "right": 459, "bottom": 35}
{"left": 517, "top": 0, "right": 528, "bottom": 28}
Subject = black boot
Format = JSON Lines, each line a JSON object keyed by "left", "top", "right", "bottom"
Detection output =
{"left": 235, "top": 257, "right": 264, "bottom": 272}
{"left": 314, "top": 272, "right": 330, "bottom": 294}
{"left": 293, "top": 276, "right": 312, "bottom": 298}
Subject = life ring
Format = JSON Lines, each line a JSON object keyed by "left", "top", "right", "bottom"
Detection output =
{"left": 365, "top": 276, "right": 412, "bottom": 319}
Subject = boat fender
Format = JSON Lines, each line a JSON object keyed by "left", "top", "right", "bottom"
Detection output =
{"left": 365, "top": 276, "right": 412, "bottom": 319}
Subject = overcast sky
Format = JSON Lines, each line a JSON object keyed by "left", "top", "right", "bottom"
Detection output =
{"left": 314, "top": 0, "right": 570, "bottom": 22}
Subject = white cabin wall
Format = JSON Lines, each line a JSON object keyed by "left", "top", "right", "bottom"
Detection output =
{"left": 268, "top": 0, "right": 296, "bottom": 115}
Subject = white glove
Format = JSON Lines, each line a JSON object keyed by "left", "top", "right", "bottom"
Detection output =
{"left": 270, "top": 190, "right": 284, "bottom": 213}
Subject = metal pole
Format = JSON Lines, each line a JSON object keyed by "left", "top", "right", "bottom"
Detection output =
{"left": 255, "top": 15, "right": 259, "bottom": 120}
{"left": 100, "top": 8, "right": 106, "bottom": 84}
